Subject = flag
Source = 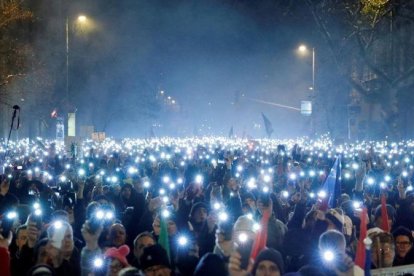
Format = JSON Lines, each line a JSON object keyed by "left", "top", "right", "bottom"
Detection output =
{"left": 322, "top": 156, "right": 342, "bottom": 208}
{"left": 250, "top": 209, "right": 270, "bottom": 260}
{"left": 158, "top": 216, "right": 170, "bottom": 262}
{"left": 261, "top": 113, "right": 273, "bottom": 138}
{"left": 380, "top": 194, "right": 390, "bottom": 232}
{"left": 229, "top": 126, "right": 234, "bottom": 138}
{"left": 355, "top": 208, "right": 368, "bottom": 273}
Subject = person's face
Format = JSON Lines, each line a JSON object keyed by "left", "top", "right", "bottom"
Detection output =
{"left": 144, "top": 265, "right": 171, "bottom": 276}
{"left": 375, "top": 217, "right": 393, "bottom": 230}
{"left": 395, "top": 235, "right": 412, "bottom": 258}
{"left": 16, "top": 229, "right": 28, "bottom": 251}
{"left": 110, "top": 224, "right": 126, "bottom": 247}
{"left": 193, "top": 208, "right": 208, "bottom": 223}
{"left": 227, "top": 178, "right": 238, "bottom": 191}
{"left": 167, "top": 220, "right": 177, "bottom": 236}
{"left": 134, "top": 236, "right": 155, "bottom": 260}
{"left": 255, "top": 260, "right": 281, "bottom": 276}
{"left": 245, "top": 198, "right": 256, "bottom": 210}
{"left": 61, "top": 228, "right": 74, "bottom": 253}
{"left": 134, "top": 182, "right": 144, "bottom": 193}
{"left": 65, "top": 207, "right": 75, "bottom": 224}
{"left": 152, "top": 217, "right": 161, "bottom": 236}
{"left": 371, "top": 242, "right": 395, "bottom": 268}
{"left": 109, "top": 258, "right": 123, "bottom": 276}
{"left": 122, "top": 187, "right": 132, "bottom": 199}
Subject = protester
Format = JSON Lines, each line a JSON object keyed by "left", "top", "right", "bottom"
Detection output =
{"left": 2, "top": 136, "right": 414, "bottom": 275}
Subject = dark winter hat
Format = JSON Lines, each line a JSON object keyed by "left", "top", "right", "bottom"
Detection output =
{"left": 189, "top": 202, "right": 209, "bottom": 218}
{"left": 140, "top": 244, "right": 170, "bottom": 271}
{"left": 193, "top": 253, "right": 228, "bottom": 276}
{"left": 252, "top": 248, "right": 284, "bottom": 275}
{"left": 243, "top": 192, "right": 256, "bottom": 202}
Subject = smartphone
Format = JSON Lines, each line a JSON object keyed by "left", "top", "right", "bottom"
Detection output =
{"left": 235, "top": 235, "right": 254, "bottom": 270}
{"left": 1, "top": 211, "right": 17, "bottom": 237}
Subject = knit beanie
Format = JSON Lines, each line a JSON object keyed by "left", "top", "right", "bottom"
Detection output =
{"left": 233, "top": 215, "right": 255, "bottom": 234}
{"left": 252, "top": 248, "right": 284, "bottom": 275}
{"left": 140, "top": 244, "right": 170, "bottom": 271}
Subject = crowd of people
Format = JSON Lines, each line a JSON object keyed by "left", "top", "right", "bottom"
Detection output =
{"left": 1, "top": 135, "right": 414, "bottom": 276}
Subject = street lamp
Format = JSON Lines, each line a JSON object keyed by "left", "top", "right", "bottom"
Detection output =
{"left": 66, "top": 15, "right": 89, "bottom": 100}
{"left": 298, "top": 44, "right": 316, "bottom": 136}
{"left": 297, "top": 44, "right": 315, "bottom": 91}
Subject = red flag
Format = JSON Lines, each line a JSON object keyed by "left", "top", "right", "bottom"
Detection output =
{"left": 355, "top": 207, "right": 367, "bottom": 269}
{"left": 250, "top": 209, "right": 270, "bottom": 260}
{"left": 381, "top": 194, "right": 390, "bottom": 232}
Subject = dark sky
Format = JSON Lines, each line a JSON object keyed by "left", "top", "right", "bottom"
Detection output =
{"left": 40, "top": 0, "right": 326, "bottom": 138}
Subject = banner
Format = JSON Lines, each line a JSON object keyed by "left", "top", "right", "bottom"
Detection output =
{"left": 371, "top": 264, "right": 414, "bottom": 276}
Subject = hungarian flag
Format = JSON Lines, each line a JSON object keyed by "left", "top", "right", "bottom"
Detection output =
{"left": 249, "top": 209, "right": 270, "bottom": 260}
{"left": 261, "top": 113, "right": 273, "bottom": 138}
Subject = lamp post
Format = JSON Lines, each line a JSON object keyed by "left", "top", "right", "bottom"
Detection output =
{"left": 66, "top": 15, "right": 89, "bottom": 100}
{"left": 298, "top": 44, "right": 315, "bottom": 91}
{"left": 298, "top": 44, "right": 316, "bottom": 136}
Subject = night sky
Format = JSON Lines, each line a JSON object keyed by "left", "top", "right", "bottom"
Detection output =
{"left": 34, "top": 0, "right": 330, "bottom": 138}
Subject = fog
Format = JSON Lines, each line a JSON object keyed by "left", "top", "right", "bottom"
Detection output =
{"left": 23, "top": 0, "right": 329, "bottom": 138}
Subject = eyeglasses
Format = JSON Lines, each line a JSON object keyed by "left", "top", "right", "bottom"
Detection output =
{"left": 396, "top": 241, "right": 412, "bottom": 246}
{"left": 378, "top": 247, "right": 393, "bottom": 254}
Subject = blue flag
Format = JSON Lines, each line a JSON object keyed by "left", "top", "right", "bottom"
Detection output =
{"left": 322, "top": 156, "right": 342, "bottom": 208}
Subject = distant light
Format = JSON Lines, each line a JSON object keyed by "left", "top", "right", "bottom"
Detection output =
{"left": 77, "top": 15, "right": 87, "bottom": 23}
{"left": 195, "top": 174, "right": 203, "bottom": 184}
{"left": 318, "top": 190, "right": 327, "bottom": 198}
{"left": 298, "top": 44, "right": 308, "bottom": 52}
{"left": 218, "top": 212, "right": 228, "bottom": 221}
{"left": 162, "top": 209, "right": 170, "bottom": 218}
{"left": 367, "top": 177, "right": 375, "bottom": 185}
{"left": 162, "top": 176, "right": 170, "bottom": 184}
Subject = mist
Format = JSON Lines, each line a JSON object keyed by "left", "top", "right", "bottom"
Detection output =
{"left": 23, "top": 0, "right": 327, "bottom": 139}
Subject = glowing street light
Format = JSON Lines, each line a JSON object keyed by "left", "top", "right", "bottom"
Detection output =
{"left": 66, "top": 14, "right": 91, "bottom": 100}
{"left": 297, "top": 44, "right": 316, "bottom": 91}
{"left": 77, "top": 15, "right": 87, "bottom": 23}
